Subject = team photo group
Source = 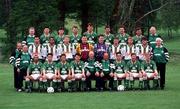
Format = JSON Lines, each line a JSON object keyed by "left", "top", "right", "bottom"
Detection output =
{"left": 9, "top": 23, "right": 169, "bottom": 93}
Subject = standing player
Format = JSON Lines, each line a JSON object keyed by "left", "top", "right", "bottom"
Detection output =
{"left": 104, "top": 25, "right": 114, "bottom": 47}
{"left": 56, "top": 54, "right": 71, "bottom": 91}
{"left": 55, "top": 27, "right": 65, "bottom": 45}
{"left": 76, "top": 36, "right": 94, "bottom": 62}
{"left": 83, "top": 23, "right": 97, "bottom": 44}
{"left": 71, "top": 53, "right": 86, "bottom": 91}
{"left": 148, "top": 26, "right": 161, "bottom": 48}
{"left": 40, "top": 27, "right": 51, "bottom": 45}
{"left": 25, "top": 54, "right": 43, "bottom": 92}
{"left": 23, "top": 27, "right": 35, "bottom": 46}
{"left": 94, "top": 35, "right": 109, "bottom": 62}
{"left": 70, "top": 26, "right": 81, "bottom": 48}
{"left": 141, "top": 53, "right": 158, "bottom": 89}
{"left": 41, "top": 53, "right": 60, "bottom": 91}
{"left": 126, "top": 53, "right": 142, "bottom": 89}
{"left": 109, "top": 37, "right": 121, "bottom": 61}
{"left": 9, "top": 42, "right": 22, "bottom": 91}
{"left": 133, "top": 27, "right": 143, "bottom": 46}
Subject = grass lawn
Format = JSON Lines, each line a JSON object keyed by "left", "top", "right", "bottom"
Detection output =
{"left": 0, "top": 37, "right": 180, "bottom": 109}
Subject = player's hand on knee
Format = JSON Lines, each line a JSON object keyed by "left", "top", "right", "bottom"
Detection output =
{"left": 109, "top": 72, "right": 114, "bottom": 77}
{"left": 95, "top": 72, "right": 100, "bottom": 77}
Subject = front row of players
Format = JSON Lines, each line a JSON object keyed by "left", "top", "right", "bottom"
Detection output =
{"left": 25, "top": 52, "right": 159, "bottom": 92}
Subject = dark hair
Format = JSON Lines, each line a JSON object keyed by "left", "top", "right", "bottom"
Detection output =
{"left": 131, "top": 53, "right": 136, "bottom": 56}
{"left": 98, "top": 34, "right": 104, "bottom": 38}
{"left": 59, "top": 27, "right": 64, "bottom": 30}
{"left": 34, "top": 36, "right": 39, "bottom": 39}
{"left": 105, "top": 25, "right": 110, "bottom": 29}
{"left": 142, "top": 37, "right": 147, "bottom": 41}
{"left": 87, "top": 23, "right": 93, "bottom": 27}
{"left": 72, "top": 25, "right": 78, "bottom": 29}
{"left": 60, "top": 53, "right": 66, "bottom": 57}
{"left": 75, "top": 53, "right": 81, "bottom": 57}
{"left": 116, "top": 52, "right": 121, "bottom": 55}
{"left": 47, "top": 53, "right": 53, "bottom": 56}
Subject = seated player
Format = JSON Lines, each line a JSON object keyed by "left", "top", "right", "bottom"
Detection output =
{"left": 25, "top": 54, "right": 43, "bottom": 93}
{"left": 71, "top": 53, "right": 86, "bottom": 91}
{"left": 42, "top": 53, "right": 60, "bottom": 92}
{"left": 56, "top": 54, "right": 72, "bottom": 92}
{"left": 141, "top": 53, "right": 158, "bottom": 89}
{"left": 99, "top": 52, "right": 114, "bottom": 91}
{"left": 112, "top": 52, "right": 129, "bottom": 90}
{"left": 84, "top": 51, "right": 100, "bottom": 91}
{"left": 126, "top": 53, "right": 143, "bottom": 89}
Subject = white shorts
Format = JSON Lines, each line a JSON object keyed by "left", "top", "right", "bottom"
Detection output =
{"left": 146, "top": 73, "right": 154, "bottom": 78}
{"left": 117, "top": 74, "right": 126, "bottom": 78}
{"left": 131, "top": 73, "right": 139, "bottom": 78}
{"left": 75, "top": 73, "right": 83, "bottom": 79}
{"left": 61, "top": 75, "right": 68, "bottom": 80}
{"left": 31, "top": 74, "right": 41, "bottom": 80}
{"left": 46, "top": 73, "right": 55, "bottom": 79}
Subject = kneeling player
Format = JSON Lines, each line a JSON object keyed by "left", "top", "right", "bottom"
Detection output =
{"left": 85, "top": 51, "right": 101, "bottom": 91}
{"left": 141, "top": 53, "right": 158, "bottom": 89}
{"left": 42, "top": 53, "right": 60, "bottom": 91}
{"left": 25, "top": 54, "right": 43, "bottom": 92}
{"left": 126, "top": 53, "right": 143, "bottom": 89}
{"left": 99, "top": 53, "right": 114, "bottom": 91}
{"left": 56, "top": 54, "right": 71, "bottom": 91}
{"left": 71, "top": 53, "right": 86, "bottom": 91}
{"left": 113, "top": 52, "right": 129, "bottom": 89}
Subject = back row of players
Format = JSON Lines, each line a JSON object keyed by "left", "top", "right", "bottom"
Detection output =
{"left": 9, "top": 23, "right": 169, "bottom": 92}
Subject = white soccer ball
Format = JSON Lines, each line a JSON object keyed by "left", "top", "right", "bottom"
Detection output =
{"left": 47, "top": 87, "right": 54, "bottom": 93}
{"left": 117, "top": 85, "right": 125, "bottom": 91}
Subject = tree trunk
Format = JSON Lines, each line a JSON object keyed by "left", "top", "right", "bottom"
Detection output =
{"left": 81, "top": 0, "right": 89, "bottom": 34}
{"left": 58, "top": 0, "right": 66, "bottom": 28}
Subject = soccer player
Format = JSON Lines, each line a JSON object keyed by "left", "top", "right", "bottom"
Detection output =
{"left": 41, "top": 53, "right": 60, "bottom": 91}
{"left": 25, "top": 54, "right": 43, "bottom": 92}
{"left": 126, "top": 53, "right": 143, "bottom": 89}
{"left": 104, "top": 25, "right": 114, "bottom": 46}
{"left": 16, "top": 45, "right": 31, "bottom": 92}
{"left": 84, "top": 51, "right": 101, "bottom": 91}
{"left": 76, "top": 36, "right": 94, "bottom": 62}
{"left": 55, "top": 27, "right": 65, "bottom": 45}
{"left": 94, "top": 35, "right": 109, "bottom": 62}
{"left": 109, "top": 37, "right": 121, "bottom": 61}
{"left": 59, "top": 36, "right": 76, "bottom": 61}
{"left": 28, "top": 36, "right": 45, "bottom": 62}
{"left": 40, "top": 27, "right": 51, "bottom": 45}
{"left": 121, "top": 37, "right": 136, "bottom": 63}
{"left": 112, "top": 52, "right": 128, "bottom": 89}
{"left": 23, "top": 27, "right": 35, "bottom": 46}
{"left": 136, "top": 37, "right": 152, "bottom": 62}
{"left": 116, "top": 25, "right": 130, "bottom": 48}
{"left": 83, "top": 23, "right": 97, "bottom": 44}
{"left": 133, "top": 27, "right": 144, "bottom": 46}
{"left": 70, "top": 26, "right": 81, "bottom": 48}
{"left": 99, "top": 53, "right": 114, "bottom": 91}
{"left": 9, "top": 42, "right": 22, "bottom": 91}
{"left": 152, "top": 38, "right": 169, "bottom": 90}
{"left": 141, "top": 53, "right": 158, "bottom": 89}
{"left": 71, "top": 53, "right": 86, "bottom": 91}
{"left": 56, "top": 54, "right": 71, "bottom": 91}
{"left": 148, "top": 26, "right": 161, "bottom": 48}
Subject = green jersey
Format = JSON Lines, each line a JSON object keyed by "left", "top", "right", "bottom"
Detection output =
{"left": 133, "top": 35, "right": 143, "bottom": 45}
{"left": 104, "top": 33, "right": 114, "bottom": 46}
{"left": 152, "top": 46, "right": 169, "bottom": 63}
{"left": 71, "top": 61, "right": 84, "bottom": 74}
{"left": 83, "top": 31, "right": 97, "bottom": 44}
{"left": 84, "top": 58, "right": 99, "bottom": 73}
{"left": 113, "top": 61, "right": 126, "bottom": 74}
{"left": 28, "top": 62, "right": 43, "bottom": 75}
{"left": 100, "top": 60, "right": 112, "bottom": 74}
{"left": 26, "top": 35, "right": 35, "bottom": 46}
{"left": 148, "top": 34, "right": 160, "bottom": 48}
{"left": 70, "top": 34, "right": 81, "bottom": 47}
{"left": 17, "top": 52, "right": 31, "bottom": 69}
{"left": 9, "top": 49, "right": 21, "bottom": 66}
{"left": 55, "top": 35, "right": 65, "bottom": 45}
{"left": 42, "top": 62, "right": 56, "bottom": 74}
{"left": 141, "top": 60, "right": 156, "bottom": 73}
{"left": 40, "top": 34, "right": 50, "bottom": 45}
{"left": 56, "top": 62, "right": 70, "bottom": 75}
{"left": 116, "top": 33, "right": 129, "bottom": 45}
{"left": 126, "top": 60, "right": 141, "bottom": 73}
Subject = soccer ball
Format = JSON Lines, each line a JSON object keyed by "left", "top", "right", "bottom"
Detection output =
{"left": 117, "top": 85, "right": 125, "bottom": 91}
{"left": 47, "top": 87, "right": 54, "bottom": 93}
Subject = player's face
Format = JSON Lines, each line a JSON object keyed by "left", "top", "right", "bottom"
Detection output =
{"left": 23, "top": 46, "right": 28, "bottom": 52}
{"left": 17, "top": 43, "right": 22, "bottom": 50}
{"left": 136, "top": 29, "right": 142, "bottom": 36}
{"left": 113, "top": 39, "right": 119, "bottom": 44}
{"left": 142, "top": 40, "right": 147, "bottom": 45}
{"left": 29, "top": 29, "right": 35, "bottom": 35}
{"left": 34, "top": 38, "right": 40, "bottom": 44}
{"left": 105, "top": 28, "right": 110, "bottom": 33}
{"left": 116, "top": 54, "right": 122, "bottom": 61}
{"left": 49, "top": 38, "right": 55, "bottom": 44}
{"left": 58, "top": 30, "right": 64, "bottom": 35}
{"left": 44, "top": 28, "right": 50, "bottom": 34}
{"left": 156, "top": 40, "right": 162, "bottom": 46}
{"left": 131, "top": 55, "right": 137, "bottom": 62}
{"left": 87, "top": 26, "right": 93, "bottom": 32}
{"left": 128, "top": 38, "right": 133, "bottom": 45}
{"left": 103, "top": 53, "right": 109, "bottom": 60}
{"left": 64, "top": 37, "right": 70, "bottom": 44}
{"left": 72, "top": 28, "right": 78, "bottom": 34}
{"left": 34, "top": 56, "right": 39, "bottom": 62}
{"left": 61, "top": 55, "right": 66, "bottom": 62}
{"left": 119, "top": 28, "right": 125, "bottom": 34}
{"left": 150, "top": 27, "right": 156, "bottom": 35}
{"left": 47, "top": 55, "right": 53, "bottom": 62}
{"left": 145, "top": 54, "right": 151, "bottom": 61}
{"left": 75, "top": 55, "right": 81, "bottom": 61}
{"left": 89, "top": 52, "right": 94, "bottom": 59}
{"left": 81, "top": 37, "right": 87, "bottom": 43}
{"left": 98, "top": 36, "right": 104, "bottom": 43}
